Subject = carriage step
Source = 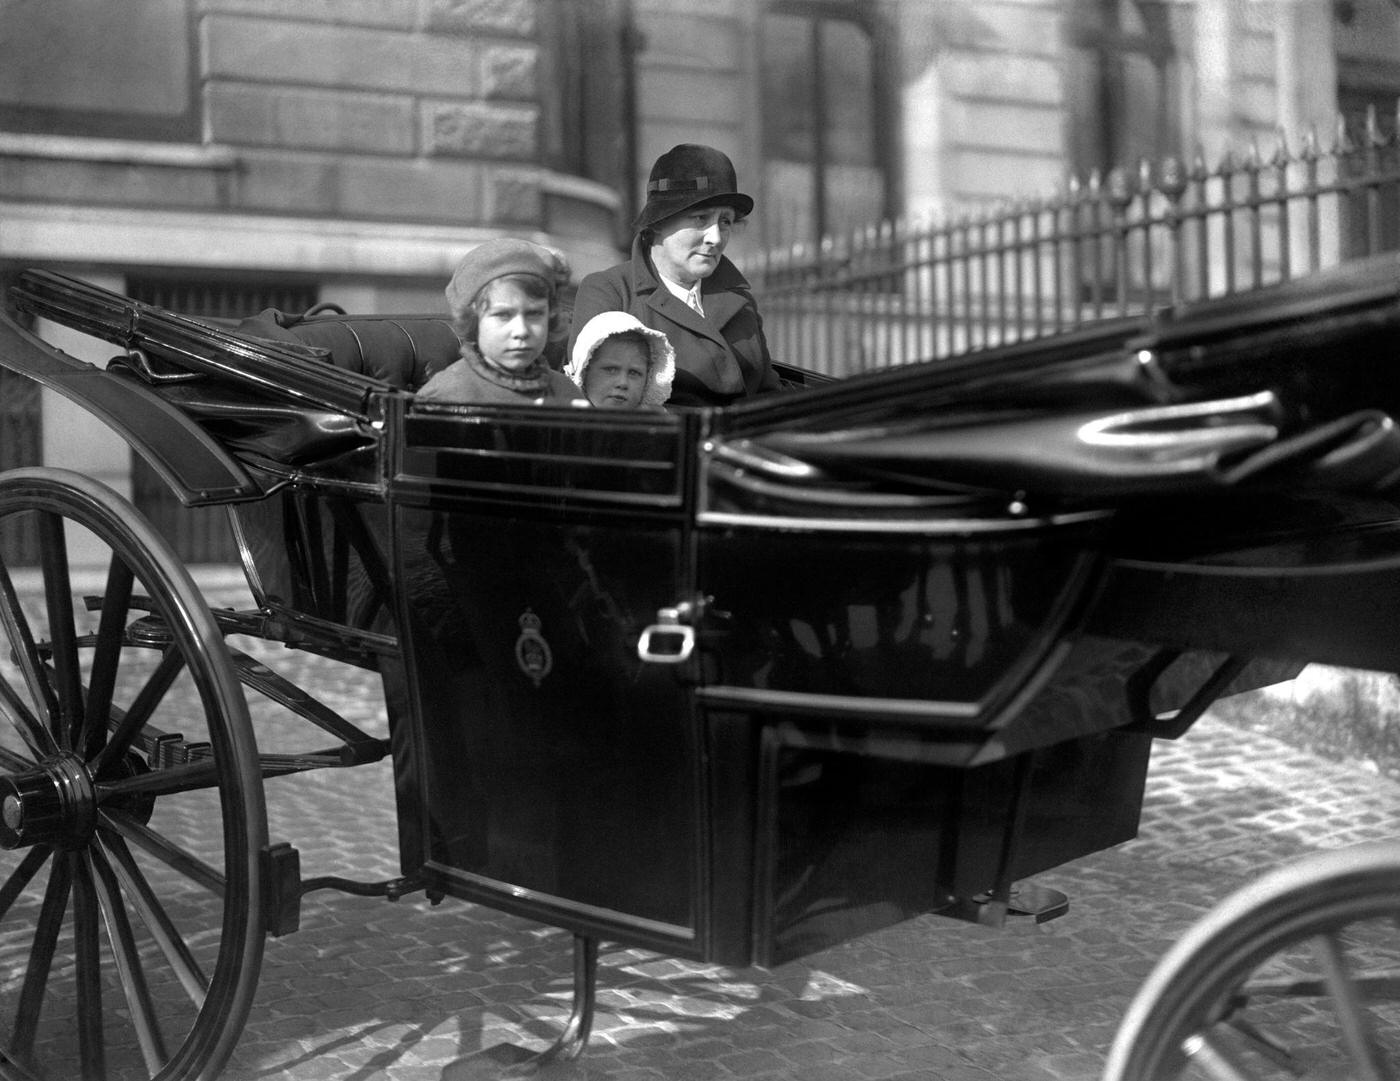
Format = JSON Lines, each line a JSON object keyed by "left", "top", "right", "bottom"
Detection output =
{"left": 261, "top": 842, "right": 442, "bottom": 937}
{"left": 941, "top": 882, "right": 1070, "bottom": 929}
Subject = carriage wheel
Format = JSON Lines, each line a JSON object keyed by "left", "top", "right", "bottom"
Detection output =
{"left": 1102, "top": 842, "right": 1400, "bottom": 1081}
{"left": 0, "top": 468, "right": 266, "bottom": 1081}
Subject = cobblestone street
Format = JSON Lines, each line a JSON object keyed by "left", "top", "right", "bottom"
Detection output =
{"left": 211, "top": 622, "right": 1400, "bottom": 1081}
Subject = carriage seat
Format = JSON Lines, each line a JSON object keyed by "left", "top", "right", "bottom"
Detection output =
{"left": 234, "top": 308, "right": 461, "bottom": 391}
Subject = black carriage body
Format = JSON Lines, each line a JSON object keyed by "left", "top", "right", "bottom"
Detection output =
{"left": 385, "top": 394, "right": 1161, "bottom": 967}
{"left": 7, "top": 258, "right": 1400, "bottom": 974}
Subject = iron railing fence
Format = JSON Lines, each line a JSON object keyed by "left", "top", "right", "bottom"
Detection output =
{"left": 751, "top": 104, "right": 1400, "bottom": 376}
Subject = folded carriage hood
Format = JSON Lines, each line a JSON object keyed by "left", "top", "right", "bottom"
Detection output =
{"left": 6, "top": 269, "right": 396, "bottom": 478}
{"left": 0, "top": 307, "right": 261, "bottom": 505}
{"left": 718, "top": 251, "right": 1400, "bottom": 507}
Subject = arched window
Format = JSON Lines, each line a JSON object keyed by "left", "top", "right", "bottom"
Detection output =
{"left": 760, "top": 2, "right": 893, "bottom": 247}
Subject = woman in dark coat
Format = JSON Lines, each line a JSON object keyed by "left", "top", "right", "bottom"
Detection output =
{"left": 569, "top": 143, "right": 782, "bottom": 408}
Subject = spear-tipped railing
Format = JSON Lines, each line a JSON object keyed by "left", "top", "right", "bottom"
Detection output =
{"left": 752, "top": 104, "right": 1400, "bottom": 375}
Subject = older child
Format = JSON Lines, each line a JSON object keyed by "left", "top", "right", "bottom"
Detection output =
{"left": 565, "top": 310, "right": 676, "bottom": 411}
{"left": 416, "top": 238, "right": 584, "bottom": 405}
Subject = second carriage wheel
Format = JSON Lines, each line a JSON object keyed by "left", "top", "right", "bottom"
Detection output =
{"left": 1102, "top": 841, "right": 1400, "bottom": 1081}
{"left": 0, "top": 468, "right": 266, "bottom": 1081}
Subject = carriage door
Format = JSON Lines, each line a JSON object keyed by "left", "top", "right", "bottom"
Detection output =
{"left": 391, "top": 403, "right": 703, "bottom": 955}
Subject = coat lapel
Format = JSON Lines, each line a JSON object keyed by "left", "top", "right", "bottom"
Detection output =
{"left": 644, "top": 288, "right": 729, "bottom": 347}
{"left": 700, "top": 285, "right": 746, "bottom": 332}
{"left": 631, "top": 239, "right": 747, "bottom": 345}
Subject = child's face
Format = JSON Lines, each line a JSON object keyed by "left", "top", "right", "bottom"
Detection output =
{"left": 475, "top": 279, "right": 548, "bottom": 371}
{"left": 584, "top": 338, "right": 650, "bottom": 409}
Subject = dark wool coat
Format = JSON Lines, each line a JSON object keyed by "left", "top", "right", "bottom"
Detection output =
{"left": 569, "top": 236, "right": 782, "bottom": 408}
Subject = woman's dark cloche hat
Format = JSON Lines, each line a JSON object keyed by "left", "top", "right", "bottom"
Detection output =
{"left": 635, "top": 144, "right": 754, "bottom": 231}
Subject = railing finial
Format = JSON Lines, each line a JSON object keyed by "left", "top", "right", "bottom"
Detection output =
{"left": 1106, "top": 166, "right": 1133, "bottom": 208}
{"left": 1158, "top": 156, "right": 1187, "bottom": 199}
{"left": 1300, "top": 125, "right": 1320, "bottom": 160}
{"left": 1333, "top": 112, "right": 1355, "bottom": 155}
{"left": 1365, "top": 103, "right": 1385, "bottom": 148}
{"left": 752, "top": 91, "right": 1400, "bottom": 374}
{"left": 1137, "top": 156, "right": 1153, "bottom": 192}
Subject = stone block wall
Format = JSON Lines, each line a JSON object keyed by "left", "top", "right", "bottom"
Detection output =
{"left": 896, "top": 0, "right": 1069, "bottom": 218}
{"left": 199, "top": 0, "right": 543, "bottom": 228}
{"left": 0, "top": 0, "right": 631, "bottom": 299}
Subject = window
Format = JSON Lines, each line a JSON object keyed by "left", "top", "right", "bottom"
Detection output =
{"left": 760, "top": 2, "right": 892, "bottom": 247}
{"left": 1338, "top": 84, "right": 1400, "bottom": 258}
{"left": 537, "top": 0, "right": 638, "bottom": 244}
{"left": 0, "top": 0, "right": 198, "bottom": 140}
{"left": 1066, "top": 1, "right": 1193, "bottom": 302}
{"left": 1066, "top": 0, "right": 1193, "bottom": 177}
{"left": 127, "top": 276, "right": 319, "bottom": 322}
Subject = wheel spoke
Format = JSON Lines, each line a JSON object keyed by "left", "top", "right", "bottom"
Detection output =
{"left": 71, "top": 854, "right": 106, "bottom": 1081}
{"left": 9, "top": 851, "right": 70, "bottom": 1062}
{"left": 36, "top": 513, "right": 83, "bottom": 751}
{"left": 1183, "top": 1031, "right": 1256, "bottom": 1081}
{"left": 99, "top": 831, "right": 208, "bottom": 1007}
{"left": 0, "top": 675, "right": 49, "bottom": 765}
{"left": 0, "top": 471, "right": 267, "bottom": 1081}
{"left": 0, "top": 846, "right": 51, "bottom": 924}
{"left": 78, "top": 556, "right": 135, "bottom": 761}
{"left": 85, "top": 847, "right": 169, "bottom": 1075}
{"left": 100, "top": 809, "right": 226, "bottom": 897}
{"left": 0, "top": 557, "right": 55, "bottom": 728}
{"left": 0, "top": 743, "right": 30, "bottom": 773}
{"left": 0, "top": 563, "right": 57, "bottom": 760}
{"left": 90, "top": 647, "right": 186, "bottom": 779}
{"left": 1314, "top": 929, "right": 1396, "bottom": 1081}
{"left": 1223, "top": 1013, "right": 1305, "bottom": 1073}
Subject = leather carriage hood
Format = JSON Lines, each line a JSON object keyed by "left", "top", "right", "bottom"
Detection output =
{"left": 756, "top": 393, "right": 1400, "bottom": 501}
{"left": 235, "top": 309, "right": 461, "bottom": 390}
{"left": 110, "top": 309, "right": 463, "bottom": 470}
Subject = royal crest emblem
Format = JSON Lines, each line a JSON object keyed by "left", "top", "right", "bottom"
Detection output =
{"left": 514, "top": 608, "right": 553, "bottom": 687}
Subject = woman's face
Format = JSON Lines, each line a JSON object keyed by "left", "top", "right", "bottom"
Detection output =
{"left": 649, "top": 204, "right": 738, "bottom": 286}
{"left": 475, "top": 278, "right": 549, "bottom": 371}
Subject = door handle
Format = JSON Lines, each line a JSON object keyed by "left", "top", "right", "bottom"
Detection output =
{"left": 637, "top": 604, "right": 696, "bottom": 664}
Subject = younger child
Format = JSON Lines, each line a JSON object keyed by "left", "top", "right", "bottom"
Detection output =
{"left": 416, "top": 238, "right": 584, "bottom": 406}
{"left": 566, "top": 311, "right": 676, "bottom": 411}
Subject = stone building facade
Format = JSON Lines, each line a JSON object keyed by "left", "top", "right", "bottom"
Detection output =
{"left": 1, "top": 0, "right": 1398, "bottom": 559}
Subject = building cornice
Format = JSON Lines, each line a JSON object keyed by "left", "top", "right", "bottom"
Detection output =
{"left": 0, "top": 133, "right": 240, "bottom": 169}
{"left": 0, "top": 202, "right": 547, "bottom": 276}
{"left": 539, "top": 170, "right": 623, "bottom": 212}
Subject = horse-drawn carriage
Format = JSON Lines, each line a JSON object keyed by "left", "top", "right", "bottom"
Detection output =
{"left": 2, "top": 254, "right": 1399, "bottom": 1080}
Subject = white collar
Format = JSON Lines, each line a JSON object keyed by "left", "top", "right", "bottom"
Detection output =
{"left": 657, "top": 272, "right": 703, "bottom": 316}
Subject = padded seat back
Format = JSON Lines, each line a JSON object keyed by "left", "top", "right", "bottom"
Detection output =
{"left": 235, "top": 308, "right": 461, "bottom": 390}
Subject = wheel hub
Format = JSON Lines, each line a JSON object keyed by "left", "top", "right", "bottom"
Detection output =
{"left": 0, "top": 753, "right": 96, "bottom": 850}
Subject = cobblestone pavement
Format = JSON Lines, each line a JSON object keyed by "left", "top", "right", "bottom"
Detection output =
{"left": 5, "top": 575, "right": 1399, "bottom": 1081}
{"left": 206, "top": 621, "right": 1400, "bottom": 1081}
